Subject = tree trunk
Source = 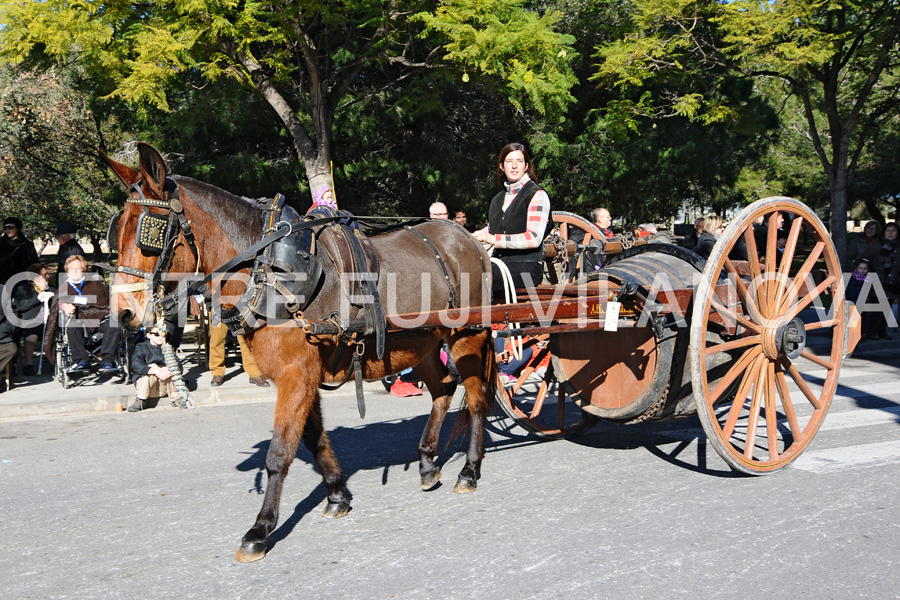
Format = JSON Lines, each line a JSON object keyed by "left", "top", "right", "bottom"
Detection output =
{"left": 830, "top": 167, "right": 849, "bottom": 270}
{"left": 238, "top": 52, "right": 334, "bottom": 204}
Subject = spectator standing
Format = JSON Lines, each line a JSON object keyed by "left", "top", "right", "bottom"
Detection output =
{"left": 682, "top": 218, "right": 704, "bottom": 251}
{"left": 862, "top": 222, "right": 900, "bottom": 339}
{"left": 695, "top": 215, "right": 725, "bottom": 259}
{"left": 429, "top": 202, "right": 449, "bottom": 219}
{"left": 849, "top": 220, "right": 881, "bottom": 267}
{"left": 55, "top": 221, "right": 86, "bottom": 284}
{"left": 208, "top": 320, "right": 270, "bottom": 387}
{"left": 845, "top": 258, "right": 876, "bottom": 338}
{"left": 0, "top": 217, "right": 39, "bottom": 285}
{"left": 12, "top": 263, "right": 53, "bottom": 376}
{"left": 127, "top": 326, "right": 183, "bottom": 412}
{"left": 472, "top": 142, "right": 550, "bottom": 296}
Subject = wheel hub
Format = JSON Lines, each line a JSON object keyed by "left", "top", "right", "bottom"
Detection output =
{"left": 761, "top": 316, "right": 807, "bottom": 360}
{"left": 777, "top": 317, "right": 807, "bottom": 359}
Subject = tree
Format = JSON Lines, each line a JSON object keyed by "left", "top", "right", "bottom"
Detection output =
{"left": 0, "top": 0, "right": 577, "bottom": 200}
{"left": 509, "top": 0, "right": 776, "bottom": 225}
{"left": 594, "top": 0, "right": 900, "bottom": 265}
{"left": 0, "top": 65, "right": 118, "bottom": 244}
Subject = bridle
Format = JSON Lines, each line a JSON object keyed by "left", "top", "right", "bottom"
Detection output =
{"left": 105, "top": 176, "right": 345, "bottom": 326}
{"left": 106, "top": 177, "right": 201, "bottom": 320}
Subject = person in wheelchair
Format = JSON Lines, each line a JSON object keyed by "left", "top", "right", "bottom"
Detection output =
{"left": 57, "top": 255, "right": 121, "bottom": 374}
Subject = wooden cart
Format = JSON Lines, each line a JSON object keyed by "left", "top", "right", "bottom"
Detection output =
{"left": 381, "top": 197, "right": 860, "bottom": 475}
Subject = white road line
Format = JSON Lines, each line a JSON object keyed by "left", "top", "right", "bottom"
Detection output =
{"left": 652, "top": 405, "right": 900, "bottom": 443}
{"left": 792, "top": 439, "right": 900, "bottom": 474}
{"left": 819, "top": 405, "right": 900, "bottom": 431}
{"left": 832, "top": 382, "right": 900, "bottom": 400}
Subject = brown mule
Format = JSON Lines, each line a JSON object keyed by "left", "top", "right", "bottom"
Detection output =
{"left": 103, "top": 143, "right": 498, "bottom": 562}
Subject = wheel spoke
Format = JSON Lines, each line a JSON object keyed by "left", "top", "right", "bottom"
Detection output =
{"left": 743, "top": 226, "right": 762, "bottom": 282}
{"left": 722, "top": 353, "right": 764, "bottom": 439}
{"left": 784, "top": 360, "right": 823, "bottom": 410}
{"left": 709, "top": 297, "right": 761, "bottom": 334}
{"left": 529, "top": 379, "right": 550, "bottom": 419}
{"left": 774, "top": 361, "right": 802, "bottom": 444}
{"left": 764, "top": 212, "right": 780, "bottom": 314}
{"left": 741, "top": 226, "right": 769, "bottom": 316}
{"left": 800, "top": 349, "right": 835, "bottom": 371}
{"left": 773, "top": 217, "right": 804, "bottom": 310}
{"left": 743, "top": 364, "right": 767, "bottom": 460}
{"left": 708, "top": 346, "right": 762, "bottom": 406}
{"left": 704, "top": 333, "right": 763, "bottom": 356}
{"left": 783, "top": 275, "right": 836, "bottom": 321}
{"left": 804, "top": 319, "right": 837, "bottom": 332}
{"left": 724, "top": 259, "right": 764, "bottom": 323}
{"left": 764, "top": 361, "right": 779, "bottom": 461}
{"left": 778, "top": 241, "right": 825, "bottom": 314}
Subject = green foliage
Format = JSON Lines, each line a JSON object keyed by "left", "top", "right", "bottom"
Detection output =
{"left": 2, "top": 0, "right": 898, "bottom": 239}
{"left": 0, "top": 0, "right": 580, "bottom": 204}
{"left": 0, "top": 65, "right": 120, "bottom": 240}
{"left": 415, "top": 0, "right": 578, "bottom": 117}
{"left": 591, "top": 0, "right": 900, "bottom": 264}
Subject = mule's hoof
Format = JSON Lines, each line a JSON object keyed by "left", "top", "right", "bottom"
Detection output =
{"left": 322, "top": 501, "right": 351, "bottom": 519}
{"left": 453, "top": 478, "right": 477, "bottom": 494}
{"left": 421, "top": 469, "right": 442, "bottom": 490}
{"left": 235, "top": 541, "right": 267, "bottom": 563}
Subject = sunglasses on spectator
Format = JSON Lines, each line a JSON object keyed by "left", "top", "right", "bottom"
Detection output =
{"left": 4, "top": 224, "right": 15, "bottom": 229}
{"left": 147, "top": 330, "right": 161, "bottom": 336}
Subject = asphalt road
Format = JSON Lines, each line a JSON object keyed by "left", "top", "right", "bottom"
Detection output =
{"left": 2, "top": 339, "right": 900, "bottom": 600}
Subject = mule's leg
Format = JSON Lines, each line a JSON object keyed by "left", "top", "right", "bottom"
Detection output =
{"left": 301, "top": 392, "right": 350, "bottom": 518}
{"left": 236, "top": 378, "right": 315, "bottom": 563}
{"left": 446, "top": 329, "right": 496, "bottom": 494}
{"left": 413, "top": 348, "right": 457, "bottom": 490}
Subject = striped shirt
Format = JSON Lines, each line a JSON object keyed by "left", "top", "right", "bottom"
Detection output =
{"left": 490, "top": 174, "right": 550, "bottom": 250}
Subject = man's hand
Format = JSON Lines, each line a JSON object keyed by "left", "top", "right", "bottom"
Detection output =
{"left": 60, "top": 302, "right": 76, "bottom": 316}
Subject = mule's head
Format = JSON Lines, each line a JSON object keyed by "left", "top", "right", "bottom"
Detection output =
{"left": 102, "top": 143, "right": 195, "bottom": 329}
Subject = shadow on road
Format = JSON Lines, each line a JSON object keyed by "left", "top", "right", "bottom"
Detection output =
{"left": 232, "top": 406, "right": 548, "bottom": 551}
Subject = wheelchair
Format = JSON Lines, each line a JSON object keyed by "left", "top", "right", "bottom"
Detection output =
{"left": 54, "top": 311, "right": 131, "bottom": 389}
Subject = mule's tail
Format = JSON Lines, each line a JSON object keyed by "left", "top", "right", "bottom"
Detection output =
{"left": 451, "top": 330, "right": 498, "bottom": 440}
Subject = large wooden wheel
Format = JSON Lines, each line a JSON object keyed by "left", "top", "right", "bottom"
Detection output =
{"left": 545, "top": 211, "right": 606, "bottom": 283}
{"left": 494, "top": 336, "right": 598, "bottom": 439}
{"left": 690, "top": 197, "right": 845, "bottom": 474}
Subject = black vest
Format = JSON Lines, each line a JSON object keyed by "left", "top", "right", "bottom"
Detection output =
{"left": 488, "top": 180, "right": 546, "bottom": 263}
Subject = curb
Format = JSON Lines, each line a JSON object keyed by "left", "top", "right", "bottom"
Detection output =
{"left": 0, "top": 375, "right": 390, "bottom": 421}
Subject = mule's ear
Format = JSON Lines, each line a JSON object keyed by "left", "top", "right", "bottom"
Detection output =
{"left": 136, "top": 142, "right": 169, "bottom": 196}
{"left": 99, "top": 148, "right": 141, "bottom": 189}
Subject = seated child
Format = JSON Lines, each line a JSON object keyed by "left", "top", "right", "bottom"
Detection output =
{"left": 127, "top": 327, "right": 183, "bottom": 412}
